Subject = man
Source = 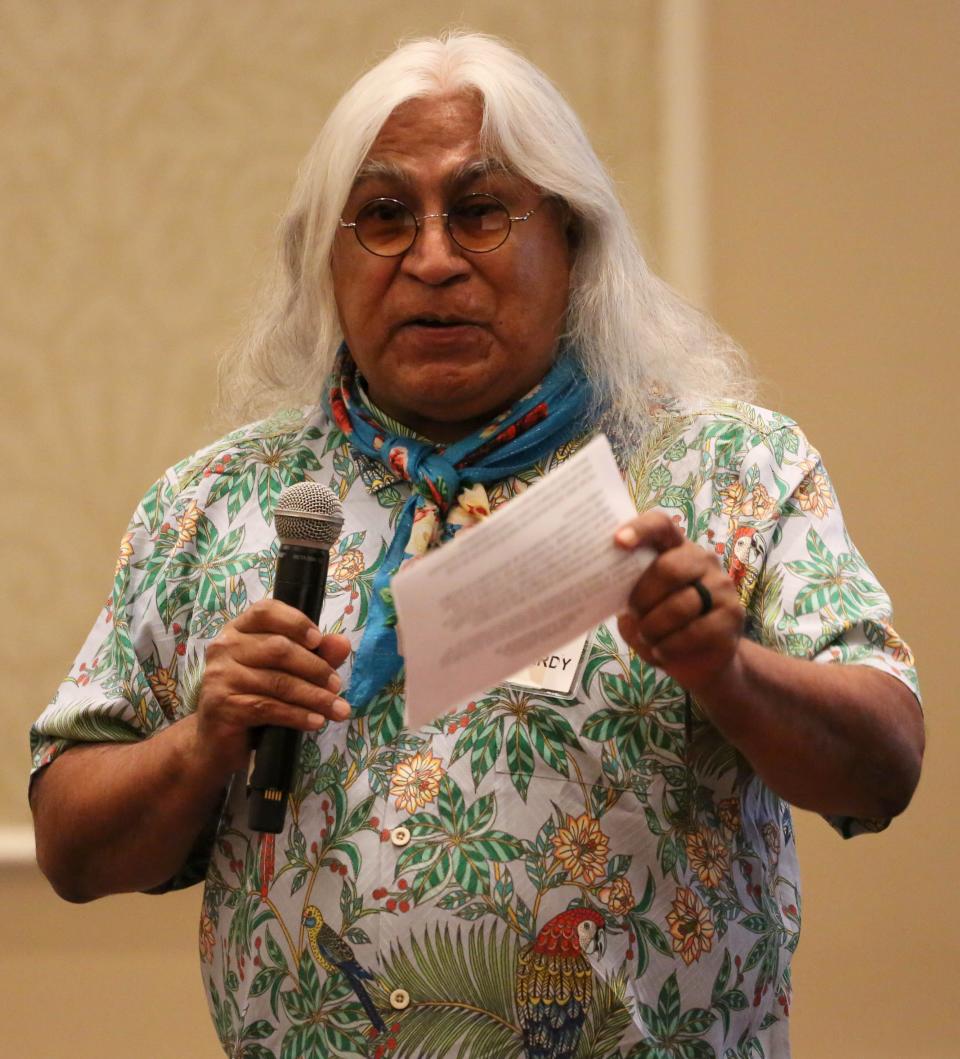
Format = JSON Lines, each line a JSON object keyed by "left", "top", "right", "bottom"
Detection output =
{"left": 31, "top": 32, "right": 922, "bottom": 1059}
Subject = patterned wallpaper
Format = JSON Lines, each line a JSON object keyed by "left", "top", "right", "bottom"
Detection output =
{"left": 1, "top": 0, "right": 662, "bottom": 824}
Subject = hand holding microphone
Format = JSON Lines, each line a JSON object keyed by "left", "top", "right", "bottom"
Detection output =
{"left": 194, "top": 482, "right": 348, "bottom": 833}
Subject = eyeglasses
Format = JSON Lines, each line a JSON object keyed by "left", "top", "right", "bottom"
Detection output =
{"left": 339, "top": 193, "right": 541, "bottom": 257}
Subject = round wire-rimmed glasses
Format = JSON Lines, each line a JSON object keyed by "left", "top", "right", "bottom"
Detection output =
{"left": 339, "top": 193, "right": 541, "bottom": 257}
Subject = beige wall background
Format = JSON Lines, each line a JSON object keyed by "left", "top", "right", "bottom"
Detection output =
{"left": 706, "top": 5, "right": 959, "bottom": 1057}
{"left": 1, "top": 2, "right": 955, "bottom": 1057}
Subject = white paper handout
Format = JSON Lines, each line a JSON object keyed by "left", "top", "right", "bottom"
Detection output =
{"left": 393, "top": 434, "right": 655, "bottom": 727}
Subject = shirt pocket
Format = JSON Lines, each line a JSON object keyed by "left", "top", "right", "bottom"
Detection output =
{"left": 492, "top": 737, "right": 672, "bottom": 861}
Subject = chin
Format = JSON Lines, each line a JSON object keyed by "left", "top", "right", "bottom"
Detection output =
{"left": 405, "top": 361, "right": 497, "bottom": 406}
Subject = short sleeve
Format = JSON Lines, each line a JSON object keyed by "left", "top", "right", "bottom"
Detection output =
{"left": 30, "top": 410, "right": 324, "bottom": 890}
{"left": 723, "top": 421, "right": 920, "bottom": 836}
{"left": 30, "top": 466, "right": 216, "bottom": 889}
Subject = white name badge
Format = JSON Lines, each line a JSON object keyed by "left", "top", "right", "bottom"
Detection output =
{"left": 505, "top": 631, "right": 590, "bottom": 697}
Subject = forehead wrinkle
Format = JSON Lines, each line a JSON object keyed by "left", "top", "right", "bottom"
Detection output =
{"left": 349, "top": 155, "right": 513, "bottom": 200}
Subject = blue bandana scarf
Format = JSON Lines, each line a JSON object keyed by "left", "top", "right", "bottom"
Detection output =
{"left": 325, "top": 347, "right": 593, "bottom": 715}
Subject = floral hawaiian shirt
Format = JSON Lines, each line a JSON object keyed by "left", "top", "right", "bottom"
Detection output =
{"left": 31, "top": 398, "right": 919, "bottom": 1059}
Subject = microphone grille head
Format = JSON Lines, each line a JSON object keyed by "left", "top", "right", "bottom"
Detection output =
{"left": 274, "top": 481, "right": 344, "bottom": 548}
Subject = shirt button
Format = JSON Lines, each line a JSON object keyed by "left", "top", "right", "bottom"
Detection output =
{"left": 389, "top": 988, "right": 411, "bottom": 1010}
{"left": 390, "top": 826, "right": 411, "bottom": 847}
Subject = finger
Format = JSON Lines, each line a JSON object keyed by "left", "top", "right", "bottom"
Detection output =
{"left": 228, "top": 694, "right": 348, "bottom": 731}
{"left": 633, "top": 580, "right": 717, "bottom": 646}
{"left": 627, "top": 541, "right": 714, "bottom": 616}
{"left": 646, "top": 606, "right": 741, "bottom": 666}
{"left": 315, "top": 633, "right": 351, "bottom": 670}
{"left": 616, "top": 609, "right": 650, "bottom": 650}
{"left": 216, "top": 632, "right": 340, "bottom": 690}
{"left": 235, "top": 665, "right": 350, "bottom": 718}
{"left": 615, "top": 511, "right": 686, "bottom": 553}
{"left": 232, "top": 598, "right": 325, "bottom": 650}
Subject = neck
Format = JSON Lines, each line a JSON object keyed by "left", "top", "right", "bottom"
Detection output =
{"left": 362, "top": 381, "right": 533, "bottom": 443}
{"left": 378, "top": 407, "right": 494, "bottom": 443}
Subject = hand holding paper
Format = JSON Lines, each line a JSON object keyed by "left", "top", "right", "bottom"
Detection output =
{"left": 393, "top": 434, "right": 654, "bottom": 726}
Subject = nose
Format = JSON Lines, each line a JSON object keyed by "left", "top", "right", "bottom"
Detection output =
{"left": 399, "top": 213, "right": 471, "bottom": 285}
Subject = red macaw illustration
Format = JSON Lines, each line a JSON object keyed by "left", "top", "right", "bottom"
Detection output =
{"left": 515, "top": 907, "right": 606, "bottom": 1058}
{"left": 729, "top": 524, "right": 763, "bottom": 596}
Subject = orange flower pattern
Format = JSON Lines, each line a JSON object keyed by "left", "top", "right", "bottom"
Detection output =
{"left": 685, "top": 828, "right": 730, "bottom": 888}
{"left": 794, "top": 466, "right": 835, "bottom": 519}
{"left": 598, "top": 876, "right": 634, "bottom": 915}
{"left": 330, "top": 547, "right": 365, "bottom": 586}
{"left": 31, "top": 398, "right": 919, "bottom": 1058}
{"left": 717, "top": 797, "right": 741, "bottom": 835}
{"left": 114, "top": 532, "right": 134, "bottom": 574}
{"left": 198, "top": 912, "right": 216, "bottom": 964}
{"left": 667, "top": 886, "right": 715, "bottom": 965}
{"left": 175, "top": 500, "right": 203, "bottom": 546}
{"left": 550, "top": 812, "right": 610, "bottom": 885}
{"left": 389, "top": 750, "right": 445, "bottom": 813}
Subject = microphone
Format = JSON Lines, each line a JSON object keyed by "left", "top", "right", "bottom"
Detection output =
{"left": 247, "top": 481, "right": 344, "bottom": 832}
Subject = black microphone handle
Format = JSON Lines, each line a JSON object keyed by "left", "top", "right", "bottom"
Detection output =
{"left": 247, "top": 543, "right": 331, "bottom": 833}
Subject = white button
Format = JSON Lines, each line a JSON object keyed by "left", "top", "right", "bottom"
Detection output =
{"left": 390, "top": 826, "right": 411, "bottom": 847}
{"left": 389, "top": 988, "right": 411, "bottom": 1010}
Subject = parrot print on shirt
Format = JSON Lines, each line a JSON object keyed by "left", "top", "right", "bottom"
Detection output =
{"left": 303, "top": 904, "right": 387, "bottom": 1035}
{"left": 31, "top": 401, "right": 920, "bottom": 1058}
{"left": 515, "top": 907, "right": 606, "bottom": 1059}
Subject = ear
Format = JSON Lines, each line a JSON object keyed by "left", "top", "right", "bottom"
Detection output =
{"left": 549, "top": 197, "right": 581, "bottom": 257}
{"left": 565, "top": 212, "right": 582, "bottom": 255}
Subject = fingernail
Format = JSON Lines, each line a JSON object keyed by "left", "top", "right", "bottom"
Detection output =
{"left": 308, "top": 714, "right": 326, "bottom": 729}
{"left": 616, "top": 526, "right": 638, "bottom": 548}
{"left": 306, "top": 627, "right": 323, "bottom": 650}
{"left": 327, "top": 673, "right": 342, "bottom": 693}
{"left": 332, "top": 697, "right": 351, "bottom": 718}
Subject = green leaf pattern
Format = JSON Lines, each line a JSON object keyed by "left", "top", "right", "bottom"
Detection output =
{"left": 31, "top": 400, "right": 918, "bottom": 1056}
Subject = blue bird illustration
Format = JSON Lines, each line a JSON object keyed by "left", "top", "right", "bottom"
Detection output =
{"left": 303, "top": 904, "right": 387, "bottom": 1035}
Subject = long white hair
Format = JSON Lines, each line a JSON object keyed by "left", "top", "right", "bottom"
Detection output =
{"left": 219, "top": 31, "right": 753, "bottom": 438}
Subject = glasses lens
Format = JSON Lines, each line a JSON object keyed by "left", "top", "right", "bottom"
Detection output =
{"left": 448, "top": 194, "right": 510, "bottom": 251}
{"left": 355, "top": 199, "right": 417, "bottom": 256}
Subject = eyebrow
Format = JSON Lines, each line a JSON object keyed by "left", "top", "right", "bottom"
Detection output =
{"left": 349, "top": 156, "right": 513, "bottom": 196}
